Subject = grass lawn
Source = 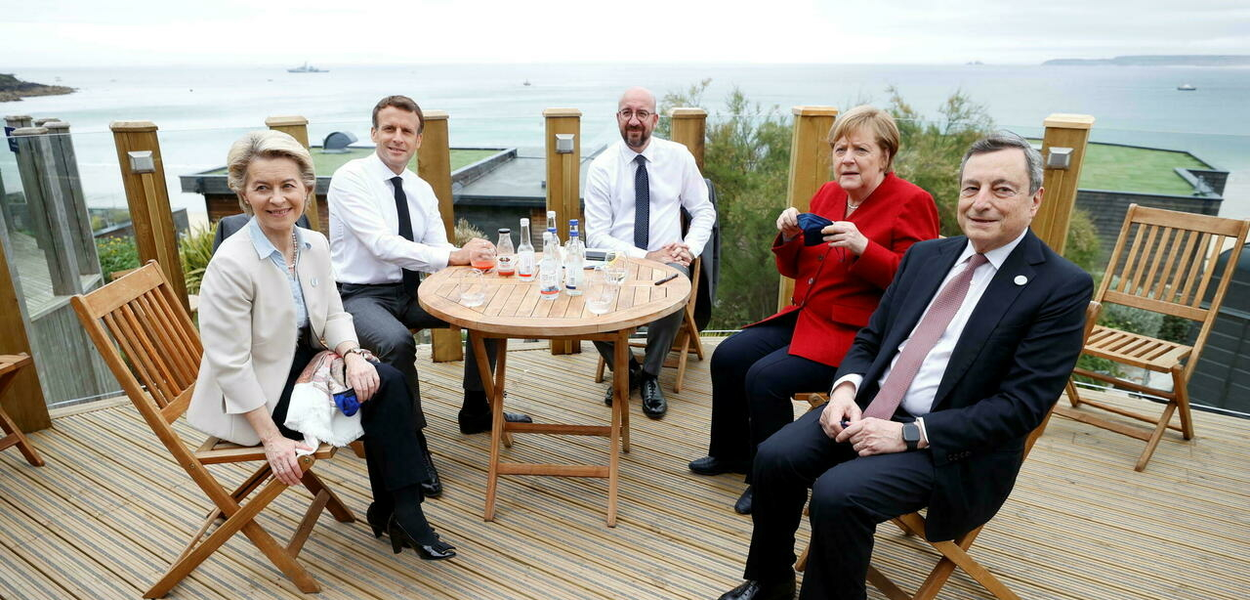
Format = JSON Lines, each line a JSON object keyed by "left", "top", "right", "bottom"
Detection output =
{"left": 204, "top": 148, "right": 499, "bottom": 177}
{"left": 1076, "top": 142, "right": 1210, "bottom": 195}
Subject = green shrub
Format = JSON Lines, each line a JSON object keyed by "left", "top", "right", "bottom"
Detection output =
{"left": 96, "top": 236, "right": 139, "bottom": 281}
{"left": 179, "top": 224, "right": 216, "bottom": 295}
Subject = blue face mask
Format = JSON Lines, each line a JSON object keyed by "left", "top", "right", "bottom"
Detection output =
{"left": 333, "top": 389, "right": 360, "bottom": 416}
{"left": 797, "top": 213, "right": 833, "bottom": 246}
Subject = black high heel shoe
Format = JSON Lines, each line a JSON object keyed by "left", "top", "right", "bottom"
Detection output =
{"left": 388, "top": 515, "right": 457, "bottom": 560}
{"left": 366, "top": 503, "right": 391, "bottom": 539}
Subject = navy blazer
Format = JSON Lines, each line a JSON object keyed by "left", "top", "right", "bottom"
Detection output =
{"left": 836, "top": 230, "right": 1092, "bottom": 542}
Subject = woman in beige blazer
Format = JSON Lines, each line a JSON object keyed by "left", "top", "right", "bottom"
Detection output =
{"left": 188, "top": 130, "right": 455, "bottom": 560}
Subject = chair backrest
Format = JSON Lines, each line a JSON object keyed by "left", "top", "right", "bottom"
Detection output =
{"left": 72, "top": 261, "right": 203, "bottom": 439}
{"left": 1097, "top": 205, "right": 1248, "bottom": 356}
{"left": 1023, "top": 300, "right": 1101, "bottom": 457}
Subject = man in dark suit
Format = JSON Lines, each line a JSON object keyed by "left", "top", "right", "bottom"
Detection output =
{"left": 717, "top": 132, "right": 1093, "bottom": 600}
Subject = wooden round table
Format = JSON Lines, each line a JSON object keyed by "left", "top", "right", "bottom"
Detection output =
{"left": 418, "top": 256, "right": 690, "bottom": 526}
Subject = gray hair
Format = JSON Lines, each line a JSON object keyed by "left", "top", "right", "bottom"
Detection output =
{"left": 960, "top": 131, "right": 1044, "bottom": 194}
{"left": 226, "top": 130, "right": 317, "bottom": 215}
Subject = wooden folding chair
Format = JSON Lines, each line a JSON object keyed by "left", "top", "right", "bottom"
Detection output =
{"left": 1058, "top": 205, "right": 1248, "bottom": 471}
{"left": 594, "top": 255, "right": 705, "bottom": 392}
{"left": 0, "top": 354, "right": 45, "bottom": 467}
{"left": 71, "top": 261, "right": 354, "bottom": 598}
{"left": 794, "top": 301, "right": 1100, "bottom": 600}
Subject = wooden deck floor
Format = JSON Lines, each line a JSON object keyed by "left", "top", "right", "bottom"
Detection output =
{"left": 1, "top": 339, "right": 1247, "bottom": 600}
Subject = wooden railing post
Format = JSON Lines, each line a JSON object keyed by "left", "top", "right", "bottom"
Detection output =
{"left": 0, "top": 207, "right": 51, "bottom": 433}
{"left": 670, "top": 108, "right": 707, "bottom": 172}
{"left": 418, "top": 110, "right": 463, "bottom": 363}
{"left": 265, "top": 115, "right": 323, "bottom": 234}
{"left": 45, "top": 121, "right": 101, "bottom": 278}
{"left": 13, "top": 126, "right": 83, "bottom": 295}
{"left": 544, "top": 108, "right": 582, "bottom": 355}
{"left": 1035, "top": 114, "right": 1095, "bottom": 255}
{"left": 7, "top": 116, "right": 50, "bottom": 252}
{"left": 778, "top": 106, "right": 839, "bottom": 311}
{"left": 110, "top": 121, "right": 189, "bottom": 311}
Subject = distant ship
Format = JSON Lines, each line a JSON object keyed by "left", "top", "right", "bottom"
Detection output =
{"left": 1177, "top": 83, "right": 1197, "bottom": 91}
{"left": 288, "top": 62, "right": 328, "bottom": 73}
{"left": 523, "top": 79, "right": 532, "bottom": 86}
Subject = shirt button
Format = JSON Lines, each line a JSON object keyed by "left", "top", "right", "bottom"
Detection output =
{"left": 817, "top": 255, "right": 824, "bottom": 261}
{"left": 807, "top": 278, "right": 815, "bottom": 285}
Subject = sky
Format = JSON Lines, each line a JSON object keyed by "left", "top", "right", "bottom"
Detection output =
{"left": 4, "top": 0, "right": 1249, "bottom": 67}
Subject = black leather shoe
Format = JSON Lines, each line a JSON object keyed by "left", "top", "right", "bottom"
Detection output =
{"left": 459, "top": 409, "right": 533, "bottom": 434}
{"left": 420, "top": 451, "right": 443, "bottom": 498}
{"left": 603, "top": 365, "right": 641, "bottom": 406}
{"left": 734, "top": 486, "right": 753, "bottom": 515}
{"left": 640, "top": 374, "right": 666, "bottom": 419}
{"left": 688, "top": 456, "right": 750, "bottom": 476}
{"left": 366, "top": 502, "right": 391, "bottom": 538}
{"left": 717, "top": 579, "right": 795, "bottom": 600}
{"left": 388, "top": 515, "right": 457, "bottom": 560}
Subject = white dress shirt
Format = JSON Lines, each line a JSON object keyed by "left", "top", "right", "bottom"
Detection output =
{"left": 328, "top": 151, "right": 455, "bottom": 284}
{"left": 584, "top": 137, "right": 716, "bottom": 259}
{"left": 834, "top": 229, "right": 1029, "bottom": 419}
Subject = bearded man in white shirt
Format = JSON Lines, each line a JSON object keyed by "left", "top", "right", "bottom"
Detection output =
{"left": 584, "top": 86, "right": 717, "bottom": 420}
{"left": 328, "top": 95, "right": 531, "bottom": 497}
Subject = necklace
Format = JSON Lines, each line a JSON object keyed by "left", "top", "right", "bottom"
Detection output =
{"left": 287, "top": 230, "right": 299, "bottom": 272}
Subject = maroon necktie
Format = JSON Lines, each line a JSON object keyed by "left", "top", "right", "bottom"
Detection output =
{"left": 862, "top": 253, "right": 989, "bottom": 420}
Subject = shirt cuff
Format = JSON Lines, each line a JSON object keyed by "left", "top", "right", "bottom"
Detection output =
{"left": 627, "top": 246, "right": 648, "bottom": 259}
{"left": 916, "top": 416, "right": 929, "bottom": 445}
{"left": 430, "top": 246, "right": 453, "bottom": 271}
{"left": 830, "top": 374, "right": 863, "bottom": 395}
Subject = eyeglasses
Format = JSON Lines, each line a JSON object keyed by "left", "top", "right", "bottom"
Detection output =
{"left": 617, "top": 109, "right": 653, "bottom": 121}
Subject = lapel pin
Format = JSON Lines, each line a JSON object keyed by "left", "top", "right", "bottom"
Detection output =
{"left": 1014, "top": 275, "right": 1028, "bottom": 286}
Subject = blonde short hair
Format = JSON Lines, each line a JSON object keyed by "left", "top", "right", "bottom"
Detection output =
{"left": 827, "top": 105, "right": 901, "bottom": 172}
{"left": 226, "top": 130, "right": 316, "bottom": 215}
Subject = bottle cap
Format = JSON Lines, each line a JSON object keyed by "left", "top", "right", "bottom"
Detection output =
{"left": 570, "top": 219, "right": 579, "bottom": 226}
{"left": 521, "top": 218, "right": 529, "bottom": 226}
{"left": 498, "top": 228, "right": 510, "bottom": 234}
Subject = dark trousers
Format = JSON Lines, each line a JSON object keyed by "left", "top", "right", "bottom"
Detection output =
{"left": 707, "top": 313, "right": 838, "bottom": 481}
{"left": 339, "top": 282, "right": 498, "bottom": 429}
{"left": 593, "top": 263, "right": 690, "bottom": 377}
{"left": 272, "top": 342, "right": 431, "bottom": 505}
{"left": 744, "top": 408, "right": 934, "bottom": 600}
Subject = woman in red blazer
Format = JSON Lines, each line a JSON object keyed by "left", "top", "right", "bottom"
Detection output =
{"left": 689, "top": 106, "right": 939, "bottom": 513}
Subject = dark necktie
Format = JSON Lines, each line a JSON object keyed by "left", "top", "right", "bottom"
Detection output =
{"left": 633, "top": 154, "right": 650, "bottom": 250}
{"left": 862, "top": 253, "right": 989, "bottom": 420}
{"left": 391, "top": 176, "right": 421, "bottom": 298}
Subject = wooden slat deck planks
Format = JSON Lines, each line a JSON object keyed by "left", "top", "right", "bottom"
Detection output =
{"left": 0, "top": 338, "right": 1246, "bottom": 599}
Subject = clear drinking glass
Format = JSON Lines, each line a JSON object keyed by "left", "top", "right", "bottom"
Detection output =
{"left": 586, "top": 267, "right": 619, "bottom": 315}
{"left": 459, "top": 269, "right": 487, "bottom": 307}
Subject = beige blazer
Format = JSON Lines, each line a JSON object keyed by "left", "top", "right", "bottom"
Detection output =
{"left": 187, "top": 226, "right": 357, "bottom": 446}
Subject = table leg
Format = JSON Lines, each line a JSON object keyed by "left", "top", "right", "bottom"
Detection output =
{"left": 471, "top": 332, "right": 505, "bottom": 522}
{"left": 607, "top": 331, "right": 631, "bottom": 527}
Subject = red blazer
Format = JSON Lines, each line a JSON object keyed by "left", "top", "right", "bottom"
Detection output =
{"left": 751, "top": 172, "right": 939, "bottom": 366}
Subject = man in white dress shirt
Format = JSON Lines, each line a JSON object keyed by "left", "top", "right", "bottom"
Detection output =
{"left": 329, "top": 95, "right": 531, "bottom": 497}
{"left": 715, "top": 133, "right": 1093, "bottom": 600}
{"left": 584, "top": 86, "right": 716, "bottom": 419}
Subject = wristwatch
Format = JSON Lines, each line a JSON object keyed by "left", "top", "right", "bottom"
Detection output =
{"left": 344, "top": 347, "right": 375, "bottom": 361}
{"left": 901, "top": 422, "right": 921, "bottom": 451}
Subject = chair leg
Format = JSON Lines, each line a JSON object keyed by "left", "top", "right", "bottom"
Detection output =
{"left": 146, "top": 477, "right": 318, "bottom": 597}
{"left": 1172, "top": 366, "right": 1194, "bottom": 440}
{"left": 673, "top": 336, "right": 690, "bottom": 393}
{"left": 1135, "top": 401, "right": 1177, "bottom": 472}
{"left": 349, "top": 440, "right": 366, "bottom": 459}
{"left": 595, "top": 355, "right": 606, "bottom": 384}
{"left": 288, "top": 489, "right": 331, "bottom": 558}
{"left": 0, "top": 370, "right": 44, "bottom": 467}
{"left": 1065, "top": 378, "right": 1082, "bottom": 408}
{"left": 866, "top": 565, "right": 911, "bottom": 600}
{"left": 301, "top": 470, "right": 355, "bottom": 523}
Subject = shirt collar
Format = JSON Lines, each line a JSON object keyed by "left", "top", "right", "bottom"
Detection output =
{"left": 956, "top": 228, "right": 1029, "bottom": 271}
{"left": 620, "top": 138, "right": 658, "bottom": 164}
{"left": 367, "top": 149, "right": 409, "bottom": 182}
{"left": 247, "top": 216, "right": 310, "bottom": 260}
